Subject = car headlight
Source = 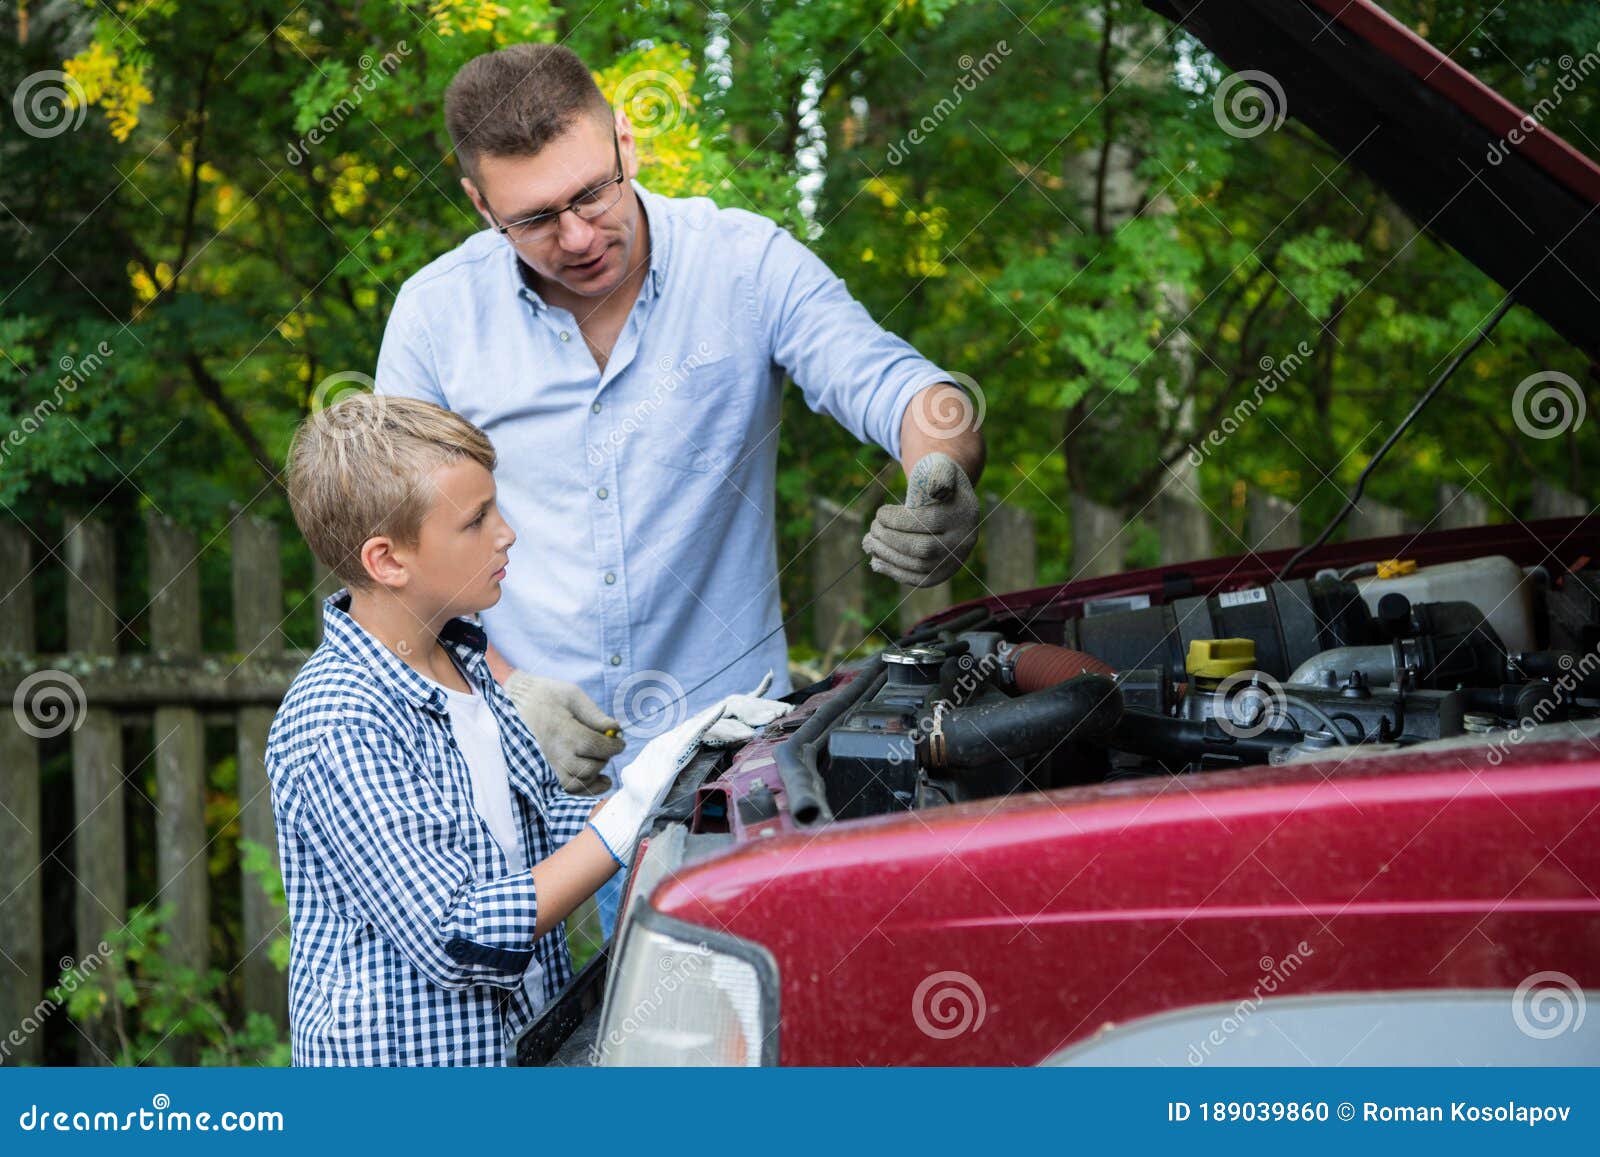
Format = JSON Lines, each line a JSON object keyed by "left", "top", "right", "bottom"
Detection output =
{"left": 597, "top": 909, "right": 779, "bottom": 1066}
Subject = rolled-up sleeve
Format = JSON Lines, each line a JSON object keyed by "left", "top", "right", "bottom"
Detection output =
{"left": 374, "top": 288, "right": 447, "bottom": 406}
{"left": 298, "top": 724, "right": 538, "bottom": 990}
{"left": 749, "top": 217, "right": 952, "bottom": 463}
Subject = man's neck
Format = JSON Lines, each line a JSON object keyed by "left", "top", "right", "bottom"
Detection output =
{"left": 347, "top": 590, "right": 458, "bottom": 684}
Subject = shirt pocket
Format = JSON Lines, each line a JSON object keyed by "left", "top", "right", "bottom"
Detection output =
{"left": 628, "top": 341, "right": 743, "bottom": 474}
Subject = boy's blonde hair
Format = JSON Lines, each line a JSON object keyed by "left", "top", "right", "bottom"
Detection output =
{"left": 286, "top": 393, "right": 496, "bottom": 590}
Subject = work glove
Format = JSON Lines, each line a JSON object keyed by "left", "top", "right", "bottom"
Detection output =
{"left": 504, "top": 672, "right": 626, "bottom": 796}
{"left": 588, "top": 679, "right": 789, "bottom": 866}
{"left": 862, "top": 452, "right": 979, "bottom": 587}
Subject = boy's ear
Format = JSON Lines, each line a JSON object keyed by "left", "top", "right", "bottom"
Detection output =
{"left": 359, "top": 535, "right": 408, "bottom": 590}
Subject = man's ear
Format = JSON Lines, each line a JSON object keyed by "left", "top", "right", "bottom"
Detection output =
{"left": 461, "top": 176, "right": 494, "bottom": 228}
{"left": 614, "top": 108, "right": 640, "bottom": 180}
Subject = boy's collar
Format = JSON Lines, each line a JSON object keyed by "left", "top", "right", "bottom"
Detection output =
{"left": 321, "top": 588, "right": 491, "bottom": 714}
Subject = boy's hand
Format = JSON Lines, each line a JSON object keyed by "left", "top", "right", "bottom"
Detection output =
{"left": 589, "top": 683, "right": 789, "bottom": 866}
{"left": 504, "top": 672, "right": 626, "bottom": 795}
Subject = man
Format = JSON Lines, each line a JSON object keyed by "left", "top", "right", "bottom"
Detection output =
{"left": 374, "top": 43, "right": 985, "bottom": 930}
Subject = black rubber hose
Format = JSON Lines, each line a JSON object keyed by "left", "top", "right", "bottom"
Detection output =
{"left": 1107, "top": 710, "right": 1291, "bottom": 764}
{"left": 775, "top": 657, "right": 886, "bottom": 826}
{"left": 918, "top": 674, "right": 1123, "bottom": 770}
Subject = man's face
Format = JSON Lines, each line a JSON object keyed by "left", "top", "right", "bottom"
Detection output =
{"left": 463, "top": 110, "right": 642, "bottom": 301}
{"left": 385, "top": 458, "right": 516, "bottom": 620}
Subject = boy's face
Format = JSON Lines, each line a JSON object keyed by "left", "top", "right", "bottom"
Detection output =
{"left": 376, "top": 458, "right": 515, "bottom": 620}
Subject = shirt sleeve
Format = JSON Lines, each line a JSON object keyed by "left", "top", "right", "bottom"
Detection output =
{"left": 374, "top": 288, "right": 448, "bottom": 406}
{"left": 750, "top": 217, "right": 953, "bottom": 463}
{"left": 297, "top": 723, "right": 539, "bottom": 991}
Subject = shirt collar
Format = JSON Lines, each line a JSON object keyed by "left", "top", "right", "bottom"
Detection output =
{"left": 510, "top": 178, "right": 667, "bottom": 311}
{"left": 320, "top": 588, "right": 491, "bottom": 715}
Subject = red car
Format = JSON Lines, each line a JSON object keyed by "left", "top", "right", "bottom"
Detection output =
{"left": 522, "top": 0, "right": 1600, "bottom": 1066}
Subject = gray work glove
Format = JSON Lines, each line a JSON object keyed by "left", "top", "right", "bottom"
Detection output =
{"left": 503, "top": 672, "right": 626, "bottom": 795}
{"left": 862, "top": 452, "right": 979, "bottom": 587}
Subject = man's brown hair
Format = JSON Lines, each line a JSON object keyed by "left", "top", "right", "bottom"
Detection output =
{"left": 445, "top": 43, "right": 610, "bottom": 180}
{"left": 286, "top": 394, "right": 497, "bottom": 591}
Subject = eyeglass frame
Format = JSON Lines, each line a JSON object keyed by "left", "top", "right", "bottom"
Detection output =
{"left": 480, "top": 130, "right": 627, "bottom": 244}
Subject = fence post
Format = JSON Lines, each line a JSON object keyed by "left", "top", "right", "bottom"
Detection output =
{"left": 1070, "top": 495, "right": 1128, "bottom": 579}
{"left": 232, "top": 513, "right": 287, "bottom": 1027}
{"left": 146, "top": 514, "right": 209, "bottom": 1047}
{"left": 64, "top": 513, "right": 123, "bottom": 1064}
{"left": 1347, "top": 499, "right": 1412, "bottom": 540}
{"left": 985, "top": 497, "right": 1036, "bottom": 594}
{"left": 1246, "top": 491, "right": 1301, "bottom": 552}
{"left": 0, "top": 522, "right": 43, "bottom": 1066}
{"left": 1436, "top": 483, "right": 1489, "bottom": 530}
{"left": 812, "top": 497, "right": 865, "bottom": 663}
{"left": 1529, "top": 481, "right": 1587, "bottom": 519}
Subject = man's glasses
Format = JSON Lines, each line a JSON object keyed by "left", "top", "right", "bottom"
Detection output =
{"left": 485, "top": 131, "right": 626, "bottom": 245}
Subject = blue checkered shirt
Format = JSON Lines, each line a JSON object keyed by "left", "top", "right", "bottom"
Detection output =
{"left": 265, "top": 590, "right": 595, "bottom": 1065}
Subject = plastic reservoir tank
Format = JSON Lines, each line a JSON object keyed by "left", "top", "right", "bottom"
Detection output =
{"left": 1355, "top": 555, "right": 1537, "bottom": 654}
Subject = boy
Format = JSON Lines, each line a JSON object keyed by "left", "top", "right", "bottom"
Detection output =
{"left": 267, "top": 394, "right": 784, "bottom": 1065}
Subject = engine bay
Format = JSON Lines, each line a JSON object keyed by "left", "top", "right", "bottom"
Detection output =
{"left": 757, "top": 553, "right": 1600, "bottom": 825}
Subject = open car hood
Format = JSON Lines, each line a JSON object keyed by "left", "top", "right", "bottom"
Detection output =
{"left": 1147, "top": 0, "right": 1600, "bottom": 358}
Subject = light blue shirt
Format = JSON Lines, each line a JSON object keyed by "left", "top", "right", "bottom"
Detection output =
{"left": 375, "top": 181, "right": 950, "bottom": 763}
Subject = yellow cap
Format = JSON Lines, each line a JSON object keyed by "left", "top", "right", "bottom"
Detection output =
{"left": 1375, "top": 558, "right": 1418, "bottom": 578}
{"left": 1185, "top": 637, "right": 1257, "bottom": 679}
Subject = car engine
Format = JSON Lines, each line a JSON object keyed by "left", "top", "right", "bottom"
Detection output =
{"left": 803, "top": 555, "right": 1600, "bottom": 819}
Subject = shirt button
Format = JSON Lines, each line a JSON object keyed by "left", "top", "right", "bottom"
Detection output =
{"left": 610, "top": 654, "right": 622, "bottom": 666}
{"left": 592, "top": 401, "right": 602, "bottom": 414}
{"left": 604, "top": 572, "right": 616, "bottom": 585}
{"left": 597, "top": 487, "right": 608, "bottom": 500}
{"left": 559, "top": 331, "right": 571, "bottom": 342}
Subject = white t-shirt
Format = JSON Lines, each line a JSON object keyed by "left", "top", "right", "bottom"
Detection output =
{"left": 430, "top": 651, "right": 546, "bottom": 1012}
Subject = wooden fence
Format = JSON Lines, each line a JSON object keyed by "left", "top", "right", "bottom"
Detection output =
{"left": 0, "top": 512, "right": 321, "bottom": 1064}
